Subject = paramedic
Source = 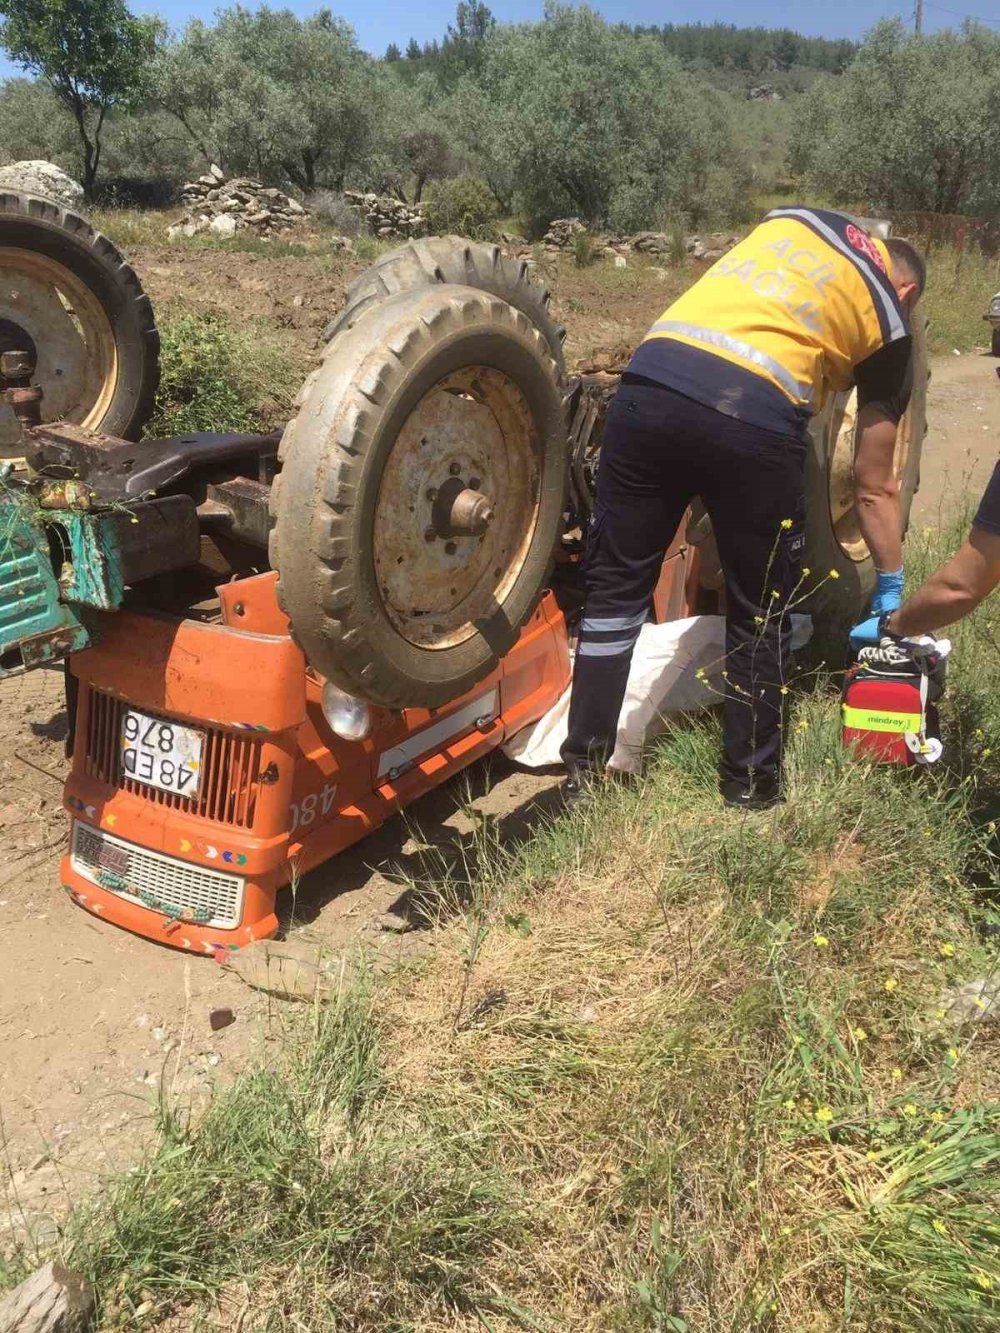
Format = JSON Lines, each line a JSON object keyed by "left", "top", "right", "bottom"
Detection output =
{"left": 560, "top": 208, "right": 926, "bottom": 810}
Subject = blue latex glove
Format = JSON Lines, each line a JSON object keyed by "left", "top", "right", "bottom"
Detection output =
{"left": 849, "top": 569, "right": 904, "bottom": 653}
{"left": 871, "top": 567, "right": 904, "bottom": 615}
{"left": 849, "top": 612, "right": 883, "bottom": 653}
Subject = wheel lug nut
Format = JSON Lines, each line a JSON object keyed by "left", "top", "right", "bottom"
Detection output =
{"left": 469, "top": 476, "right": 481, "bottom": 489}
{"left": 424, "top": 526, "right": 437, "bottom": 541}
{"left": 449, "top": 462, "right": 461, "bottom": 476}
{"left": 425, "top": 487, "right": 437, "bottom": 501}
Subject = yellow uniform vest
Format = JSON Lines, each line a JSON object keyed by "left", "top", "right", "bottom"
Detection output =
{"left": 633, "top": 207, "right": 909, "bottom": 427}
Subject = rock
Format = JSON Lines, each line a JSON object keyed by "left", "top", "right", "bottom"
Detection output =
{"left": 922, "top": 978, "right": 1000, "bottom": 1035}
{"left": 209, "top": 213, "right": 238, "bottom": 238}
{"left": 342, "top": 189, "right": 427, "bottom": 240}
{"left": 0, "top": 161, "right": 84, "bottom": 211}
{"left": 168, "top": 170, "right": 310, "bottom": 240}
{"left": 0, "top": 1262, "right": 95, "bottom": 1333}
{"left": 224, "top": 937, "right": 347, "bottom": 1002}
{"left": 209, "top": 1006, "right": 236, "bottom": 1031}
{"left": 209, "top": 163, "right": 225, "bottom": 182}
{"left": 614, "top": 254, "right": 627, "bottom": 268}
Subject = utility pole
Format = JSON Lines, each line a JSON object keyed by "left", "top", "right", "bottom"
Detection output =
{"left": 915, "top": 0, "right": 924, "bottom": 33}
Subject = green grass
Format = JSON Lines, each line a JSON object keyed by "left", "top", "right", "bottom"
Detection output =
{"left": 146, "top": 306, "right": 305, "bottom": 437}
{"left": 5, "top": 518, "right": 998, "bottom": 1330}
{"left": 920, "top": 241, "right": 1000, "bottom": 357}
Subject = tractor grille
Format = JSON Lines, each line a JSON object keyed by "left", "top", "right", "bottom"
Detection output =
{"left": 72, "top": 822, "right": 245, "bottom": 930}
{"left": 84, "top": 689, "right": 264, "bottom": 829}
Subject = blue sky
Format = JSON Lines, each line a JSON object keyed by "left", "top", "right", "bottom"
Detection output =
{"left": 132, "top": 0, "right": 1000, "bottom": 50}
{"left": 1, "top": 0, "right": 996, "bottom": 74}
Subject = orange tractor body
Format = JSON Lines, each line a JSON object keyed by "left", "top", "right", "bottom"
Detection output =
{"left": 60, "top": 534, "right": 698, "bottom": 955}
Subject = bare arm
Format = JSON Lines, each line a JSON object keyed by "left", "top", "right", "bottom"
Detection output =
{"left": 887, "top": 525, "right": 1000, "bottom": 636}
{"left": 853, "top": 406, "right": 903, "bottom": 573}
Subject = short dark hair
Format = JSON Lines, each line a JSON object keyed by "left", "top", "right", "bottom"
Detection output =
{"left": 886, "top": 237, "right": 926, "bottom": 298}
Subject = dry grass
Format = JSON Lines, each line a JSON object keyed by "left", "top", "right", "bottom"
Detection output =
{"left": 4, "top": 526, "right": 1000, "bottom": 1329}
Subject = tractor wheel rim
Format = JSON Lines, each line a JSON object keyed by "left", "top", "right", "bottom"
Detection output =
{"left": 828, "top": 388, "right": 915, "bottom": 562}
{"left": 373, "top": 366, "right": 541, "bottom": 649}
{"left": 0, "top": 247, "right": 118, "bottom": 451}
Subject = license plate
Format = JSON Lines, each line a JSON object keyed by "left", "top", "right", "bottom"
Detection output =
{"left": 98, "top": 841, "right": 129, "bottom": 877}
{"left": 120, "top": 710, "right": 204, "bottom": 798}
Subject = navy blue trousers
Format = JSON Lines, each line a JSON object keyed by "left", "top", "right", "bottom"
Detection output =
{"left": 561, "top": 378, "right": 806, "bottom": 793}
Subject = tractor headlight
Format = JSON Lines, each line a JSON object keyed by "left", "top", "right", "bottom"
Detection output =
{"left": 321, "top": 681, "right": 371, "bottom": 741}
{"left": 990, "top": 293, "right": 1000, "bottom": 317}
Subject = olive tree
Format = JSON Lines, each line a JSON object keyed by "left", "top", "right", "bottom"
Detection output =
{"left": 791, "top": 19, "right": 1000, "bottom": 216}
{"left": 0, "top": 0, "right": 159, "bottom": 193}
{"left": 158, "top": 7, "right": 380, "bottom": 192}
{"left": 478, "top": 4, "right": 742, "bottom": 231}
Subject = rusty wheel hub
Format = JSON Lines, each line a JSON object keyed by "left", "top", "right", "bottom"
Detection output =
{"left": 373, "top": 366, "right": 541, "bottom": 650}
{"left": 0, "top": 247, "right": 118, "bottom": 452}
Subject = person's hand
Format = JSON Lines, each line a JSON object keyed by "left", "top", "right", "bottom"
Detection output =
{"left": 871, "top": 567, "right": 904, "bottom": 615}
{"left": 849, "top": 612, "right": 885, "bottom": 653}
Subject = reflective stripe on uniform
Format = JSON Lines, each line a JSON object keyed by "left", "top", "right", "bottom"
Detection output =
{"left": 650, "top": 320, "right": 813, "bottom": 406}
{"left": 580, "top": 610, "right": 648, "bottom": 634}
{"left": 578, "top": 638, "right": 637, "bottom": 658}
{"left": 766, "top": 208, "right": 906, "bottom": 343}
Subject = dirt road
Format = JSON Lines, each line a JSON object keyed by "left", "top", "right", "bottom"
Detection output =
{"left": 0, "top": 346, "right": 996, "bottom": 1246}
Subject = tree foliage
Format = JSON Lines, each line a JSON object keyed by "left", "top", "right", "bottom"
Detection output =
{"left": 158, "top": 7, "right": 380, "bottom": 191}
{"left": 480, "top": 4, "right": 745, "bottom": 231}
{"left": 0, "top": 0, "right": 159, "bottom": 192}
{"left": 791, "top": 19, "right": 1000, "bottom": 216}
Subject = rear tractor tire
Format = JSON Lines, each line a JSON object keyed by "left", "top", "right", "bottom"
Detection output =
{"left": 0, "top": 191, "right": 159, "bottom": 456}
{"left": 324, "top": 234, "right": 566, "bottom": 373}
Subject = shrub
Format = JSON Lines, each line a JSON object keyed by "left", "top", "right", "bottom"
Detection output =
{"left": 147, "top": 308, "right": 299, "bottom": 437}
{"left": 306, "top": 189, "right": 364, "bottom": 236}
{"left": 422, "top": 175, "right": 500, "bottom": 239}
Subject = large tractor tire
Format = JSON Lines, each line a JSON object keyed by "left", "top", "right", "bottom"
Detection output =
{"left": 323, "top": 235, "right": 566, "bottom": 373}
{"left": 802, "top": 304, "right": 929, "bottom": 654}
{"left": 0, "top": 191, "right": 159, "bottom": 456}
{"left": 270, "top": 284, "right": 567, "bottom": 708}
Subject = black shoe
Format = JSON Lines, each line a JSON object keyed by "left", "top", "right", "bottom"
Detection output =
{"left": 721, "top": 779, "right": 783, "bottom": 812}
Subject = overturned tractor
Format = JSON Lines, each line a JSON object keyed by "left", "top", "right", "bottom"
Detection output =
{"left": 0, "top": 194, "right": 927, "bottom": 949}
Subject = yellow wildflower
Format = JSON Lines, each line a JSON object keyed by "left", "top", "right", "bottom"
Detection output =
{"left": 947, "top": 1047, "right": 959, "bottom": 1063}
{"left": 866, "top": 1150, "right": 878, "bottom": 1161}
{"left": 754, "top": 616, "right": 764, "bottom": 625}
{"left": 939, "top": 941, "right": 956, "bottom": 959}
{"left": 985, "top": 749, "right": 993, "bottom": 758}
{"left": 930, "top": 1110, "right": 945, "bottom": 1123}
{"left": 780, "top": 518, "right": 793, "bottom": 530}
{"left": 815, "top": 1105, "right": 834, "bottom": 1124}
{"left": 919, "top": 1137, "right": 934, "bottom": 1149}
{"left": 975, "top": 997, "right": 988, "bottom": 1011}
{"left": 780, "top": 1225, "right": 792, "bottom": 1236}
{"left": 853, "top": 1027, "right": 868, "bottom": 1042}
{"left": 933, "top": 1218, "right": 948, "bottom": 1236}
{"left": 903, "top": 1103, "right": 918, "bottom": 1117}
{"left": 802, "top": 566, "right": 811, "bottom": 577}
{"left": 813, "top": 933, "right": 830, "bottom": 948}
{"left": 780, "top": 685, "right": 789, "bottom": 695}
{"left": 891, "top": 1067, "right": 902, "bottom": 1080}
{"left": 973, "top": 1269, "right": 994, "bottom": 1291}
{"left": 884, "top": 977, "right": 899, "bottom": 993}
{"left": 829, "top": 569, "right": 840, "bottom": 580}
{"left": 783, "top": 1098, "right": 796, "bottom": 1111}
